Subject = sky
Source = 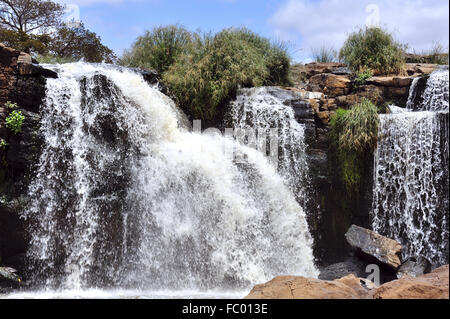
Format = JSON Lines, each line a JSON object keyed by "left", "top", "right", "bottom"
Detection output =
{"left": 57, "top": 0, "right": 450, "bottom": 62}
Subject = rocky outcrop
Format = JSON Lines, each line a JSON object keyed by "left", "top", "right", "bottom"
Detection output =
{"left": 245, "top": 265, "right": 449, "bottom": 299}
{"left": 307, "top": 73, "right": 352, "bottom": 98}
{"left": 1, "top": 44, "right": 54, "bottom": 271}
{"left": 245, "top": 274, "right": 375, "bottom": 299}
{"left": 374, "top": 265, "right": 449, "bottom": 299}
{"left": 345, "top": 225, "right": 402, "bottom": 270}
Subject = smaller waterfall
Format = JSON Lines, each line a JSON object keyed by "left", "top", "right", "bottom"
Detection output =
{"left": 371, "top": 67, "right": 449, "bottom": 267}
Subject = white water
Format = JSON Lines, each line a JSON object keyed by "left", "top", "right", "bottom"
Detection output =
{"left": 228, "top": 87, "right": 310, "bottom": 207}
{"left": 372, "top": 68, "right": 449, "bottom": 266}
{"left": 9, "top": 63, "right": 317, "bottom": 298}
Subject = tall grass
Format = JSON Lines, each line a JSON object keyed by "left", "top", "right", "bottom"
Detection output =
{"left": 330, "top": 99, "right": 379, "bottom": 193}
{"left": 310, "top": 46, "right": 337, "bottom": 63}
{"left": 339, "top": 27, "right": 405, "bottom": 75}
{"left": 120, "top": 25, "right": 193, "bottom": 74}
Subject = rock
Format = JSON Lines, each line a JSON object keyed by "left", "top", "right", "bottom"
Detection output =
{"left": 307, "top": 74, "right": 351, "bottom": 97}
{"left": 332, "top": 67, "right": 352, "bottom": 76}
{"left": 396, "top": 256, "right": 432, "bottom": 279}
{"left": 345, "top": 225, "right": 402, "bottom": 270}
{"left": 374, "top": 265, "right": 449, "bottom": 299}
{"left": 245, "top": 274, "right": 374, "bottom": 299}
{"left": 405, "top": 63, "right": 438, "bottom": 76}
{"left": 319, "top": 257, "right": 368, "bottom": 281}
{"left": 304, "top": 62, "right": 346, "bottom": 77}
{"left": 366, "top": 76, "right": 413, "bottom": 88}
{"left": 245, "top": 266, "right": 449, "bottom": 299}
{"left": 0, "top": 267, "right": 21, "bottom": 283}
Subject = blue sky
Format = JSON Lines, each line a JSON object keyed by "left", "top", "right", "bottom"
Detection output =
{"left": 58, "top": 0, "right": 450, "bottom": 62}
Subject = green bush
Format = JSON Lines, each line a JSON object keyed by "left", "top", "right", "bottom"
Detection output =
{"left": 330, "top": 99, "right": 379, "bottom": 193}
{"left": 162, "top": 28, "right": 291, "bottom": 121}
{"left": 353, "top": 70, "right": 373, "bottom": 88}
{"left": 339, "top": 27, "right": 405, "bottom": 75}
{"left": 120, "top": 25, "right": 193, "bottom": 74}
{"left": 5, "top": 110, "right": 25, "bottom": 134}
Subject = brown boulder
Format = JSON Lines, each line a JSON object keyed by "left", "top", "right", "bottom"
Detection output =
{"left": 366, "top": 76, "right": 413, "bottom": 88}
{"left": 307, "top": 73, "right": 351, "bottom": 97}
{"left": 245, "top": 274, "right": 374, "bottom": 299}
{"left": 345, "top": 225, "right": 402, "bottom": 270}
{"left": 304, "top": 62, "right": 346, "bottom": 77}
{"left": 374, "top": 265, "right": 449, "bottom": 299}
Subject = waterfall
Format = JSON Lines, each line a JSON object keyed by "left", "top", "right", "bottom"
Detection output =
{"left": 228, "top": 87, "right": 310, "bottom": 208}
{"left": 20, "top": 63, "right": 318, "bottom": 293}
{"left": 371, "top": 67, "right": 449, "bottom": 267}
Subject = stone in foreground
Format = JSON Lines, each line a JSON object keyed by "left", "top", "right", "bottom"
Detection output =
{"left": 245, "top": 275, "right": 375, "bottom": 299}
{"left": 345, "top": 225, "right": 402, "bottom": 270}
{"left": 374, "top": 265, "right": 449, "bottom": 299}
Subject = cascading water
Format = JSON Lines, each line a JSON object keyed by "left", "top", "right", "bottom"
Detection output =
{"left": 14, "top": 63, "right": 318, "bottom": 297}
{"left": 371, "top": 67, "right": 449, "bottom": 267}
{"left": 228, "top": 87, "right": 310, "bottom": 208}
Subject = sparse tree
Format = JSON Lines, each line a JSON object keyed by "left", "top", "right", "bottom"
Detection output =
{"left": 0, "top": 0, "right": 64, "bottom": 34}
{"left": 48, "top": 23, "right": 116, "bottom": 63}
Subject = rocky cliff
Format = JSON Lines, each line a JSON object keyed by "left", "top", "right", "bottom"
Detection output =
{"left": 0, "top": 44, "right": 56, "bottom": 271}
{"left": 287, "top": 62, "right": 438, "bottom": 264}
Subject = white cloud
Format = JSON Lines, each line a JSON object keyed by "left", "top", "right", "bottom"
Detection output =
{"left": 269, "top": 0, "right": 449, "bottom": 61}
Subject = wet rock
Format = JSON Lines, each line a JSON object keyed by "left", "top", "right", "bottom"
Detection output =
{"left": 396, "top": 256, "right": 432, "bottom": 279}
{"left": 245, "top": 274, "right": 375, "bottom": 299}
{"left": 319, "top": 257, "right": 368, "bottom": 280}
{"left": 374, "top": 265, "right": 449, "bottom": 299}
{"left": 0, "top": 267, "right": 21, "bottom": 283}
{"left": 345, "top": 225, "right": 402, "bottom": 270}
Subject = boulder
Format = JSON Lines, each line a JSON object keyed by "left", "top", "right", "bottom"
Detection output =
{"left": 319, "top": 257, "right": 368, "bottom": 281}
{"left": 366, "top": 76, "right": 413, "bottom": 88}
{"left": 345, "top": 225, "right": 402, "bottom": 270}
{"left": 307, "top": 73, "right": 351, "bottom": 97}
{"left": 396, "top": 256, "right": 432, "bottom": 279}
{"left": 405, "top": 63, "right": 438, "bottom": 76}
{"left": 245, "top": 274, "right": 375, "bottom": 299}
{"left": 304, "top": 62, "right": 346, "bottom": 77}
{"left": 374, "top": 265, "right": 449, "bottom": 299}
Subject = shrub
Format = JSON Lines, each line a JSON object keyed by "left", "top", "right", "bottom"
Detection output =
{"left": 330, "top": 99, "right": 379, "bottom": 193}
{"left": 339, "top": 27, "right": 405, "bottom": 75}
{"left": 120, "top": 25, "right": 193, "bottom": 74}
{"left": 162, "top": 28, "right": 291, "bottom": 121}
{"left": 311, "top": 46, "right": 337, "bottom": 63}
{"left": 5, "top": 110, "right": 25, "bottom": 134}
{"left": 353, "top": 70, "right": 373, "bottom": 88}
{"left": 5, "top": 101, "right": 18, "bottom": 109}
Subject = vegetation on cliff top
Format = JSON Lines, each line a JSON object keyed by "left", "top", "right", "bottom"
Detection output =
{"left": 121, "top": 26, "right": 291, "bottom": 122}
{"left": 339, "top": 26, "right": 406, "bottom": 75}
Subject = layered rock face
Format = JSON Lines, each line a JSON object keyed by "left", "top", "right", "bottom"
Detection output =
{"left": 286, "top": 62, "right": 439, "bottom": 265}
{"left": 245, "top": 265, "right": 449, "bottom": 299}
{"left": 0, "top": 44, "right": 54, "bottom": 271}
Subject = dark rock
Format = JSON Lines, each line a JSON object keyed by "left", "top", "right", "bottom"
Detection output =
{"left": 396, "top": 256, "right": 432, "bottom": 279}
{"left": 332, "top": 67, "right": 352, "bottom": 76}
{"left": 345, "top": 225, "right": 403, "bottom": 270}
{"left": 319, "top": 257, "right": 367, "bottom": 280}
